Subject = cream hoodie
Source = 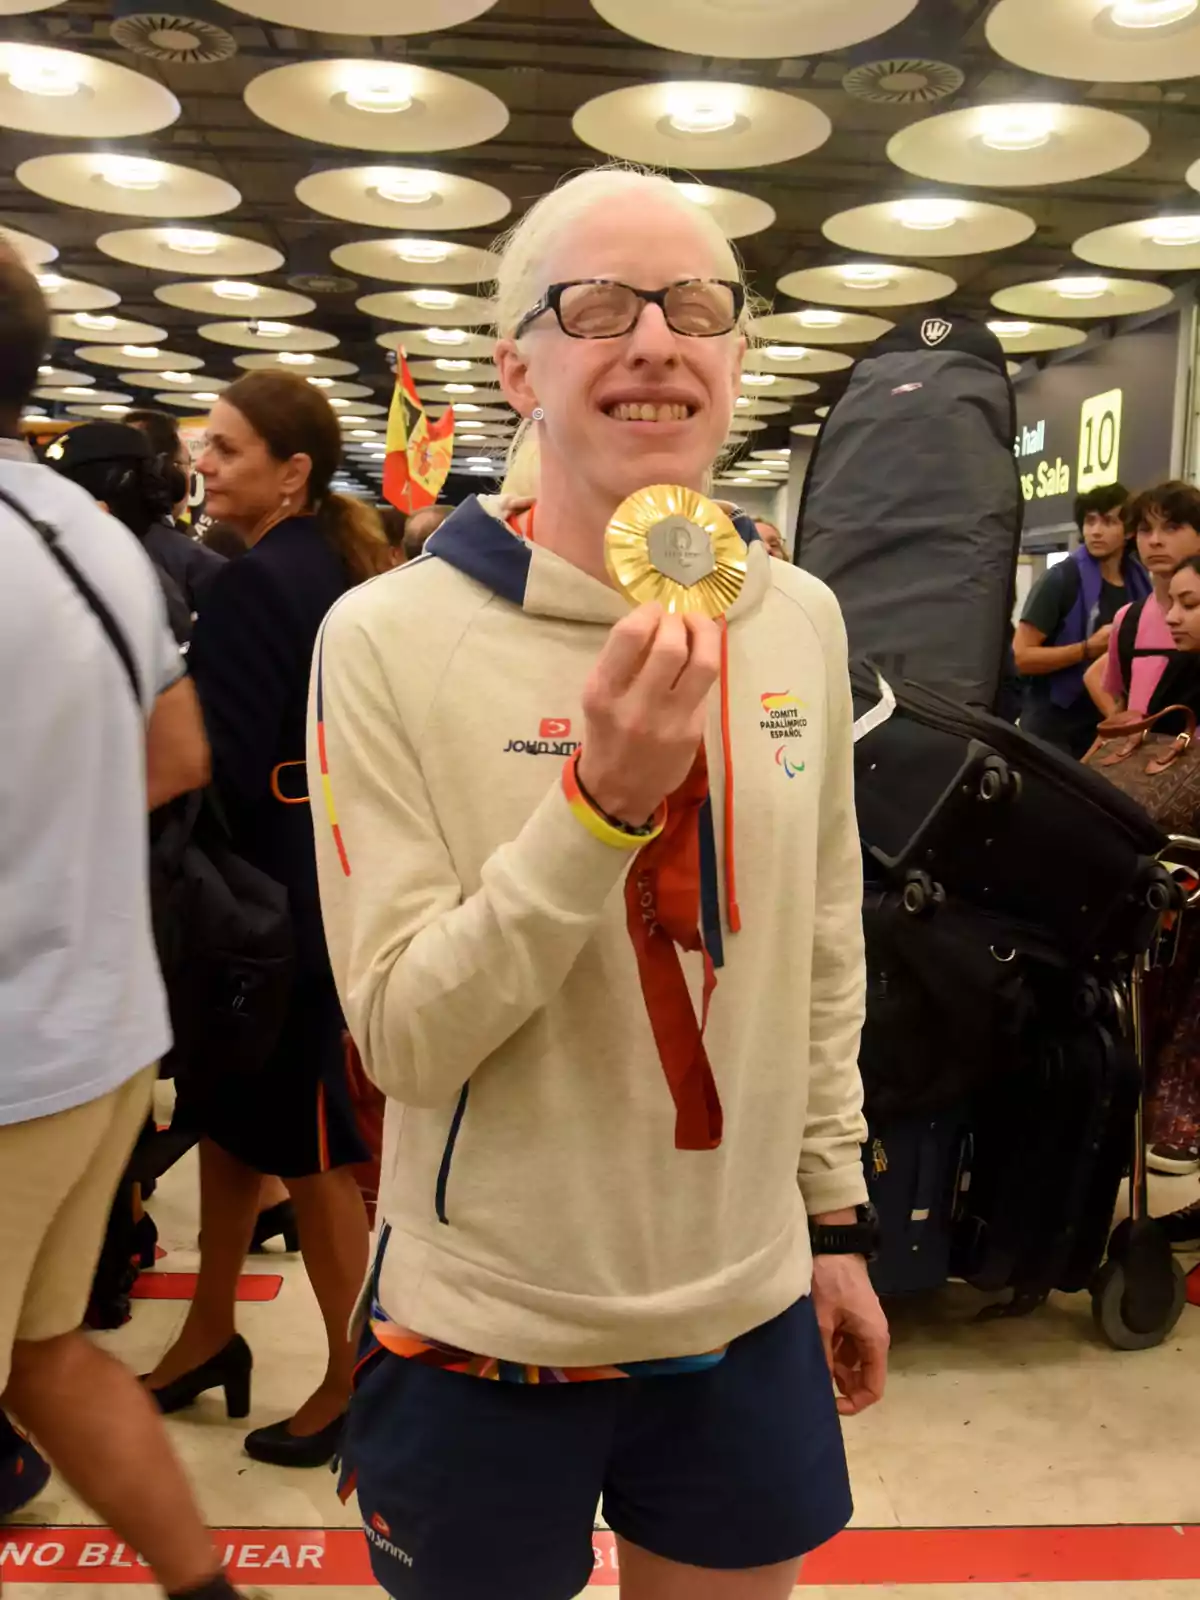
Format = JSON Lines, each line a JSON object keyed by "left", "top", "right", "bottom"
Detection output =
{"left": 309, "top": 496, "right": 868, "bottom": 1367}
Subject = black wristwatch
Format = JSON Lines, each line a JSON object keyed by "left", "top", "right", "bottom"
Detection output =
{"left": 809, "top": 1203, "right": 881, "bottom": 1263}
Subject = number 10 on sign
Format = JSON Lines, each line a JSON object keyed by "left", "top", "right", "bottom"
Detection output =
{"left": 1078, "top": 388, "right": 1123, "bottom": 493}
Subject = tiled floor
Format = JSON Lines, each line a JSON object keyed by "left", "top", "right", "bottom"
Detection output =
{"left": 2, "top": 1151, "right": 1198, "bottom": 1598}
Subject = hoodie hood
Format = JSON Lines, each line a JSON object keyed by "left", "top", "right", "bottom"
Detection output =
{"left": 424, "top": 494, "right": 770, "bottom": 626}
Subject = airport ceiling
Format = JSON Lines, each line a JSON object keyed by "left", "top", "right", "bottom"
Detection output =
{"left": 3, "top": 0, "right": 1200, "bottom": 493}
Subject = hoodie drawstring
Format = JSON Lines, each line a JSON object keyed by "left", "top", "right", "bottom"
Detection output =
{"left": 718, "top": 618, "right": 741, "bottom": 935}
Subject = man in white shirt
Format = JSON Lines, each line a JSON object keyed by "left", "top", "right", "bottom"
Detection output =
{"left": 0, "top": 240, "right": 241, "bottom": 1600}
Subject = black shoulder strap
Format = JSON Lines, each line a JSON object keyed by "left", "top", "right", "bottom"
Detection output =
{"left": 1116, "top": 596, "right": 1168, "bottom": 688}
{"left": 0, "top": 482, "right": 143, "bottom": 708}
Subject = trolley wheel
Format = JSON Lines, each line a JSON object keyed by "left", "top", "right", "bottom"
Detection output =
{"left": 1091, "top": 1257, "right": 1187, "bottom": 1351}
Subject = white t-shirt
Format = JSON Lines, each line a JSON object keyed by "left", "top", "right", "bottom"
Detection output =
{"left": 0, "top": 446, "right": 184, "bottom": 1126}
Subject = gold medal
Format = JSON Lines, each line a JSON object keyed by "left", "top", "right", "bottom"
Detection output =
{"left": 605, "top": 485, "right": 748, "bottom": 619}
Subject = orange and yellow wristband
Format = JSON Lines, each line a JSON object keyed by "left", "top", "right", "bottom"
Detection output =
{"left": 562, "top": 751, "right": 667, "bottom": 851}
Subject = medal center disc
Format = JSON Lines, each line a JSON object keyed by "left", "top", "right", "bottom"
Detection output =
{"left": 645, "top": 515, "right": 716, "bottom": 588}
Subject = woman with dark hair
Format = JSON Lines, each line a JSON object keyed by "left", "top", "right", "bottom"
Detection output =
{"left": 49, "top": 422, "right": 192, "bottom": 646}
{"left": 144, "top": 373, "right": 389, "bottom": 1467}
{"left": 124, "top": 407, "right": 225, "bottom": 613}
{"left": 1123, "top": 554, "right": 1200, "bottom": 1237}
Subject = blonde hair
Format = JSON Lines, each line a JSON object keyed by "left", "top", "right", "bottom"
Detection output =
{"left": 492, "top": 164, "right": 755, "bottom": 496}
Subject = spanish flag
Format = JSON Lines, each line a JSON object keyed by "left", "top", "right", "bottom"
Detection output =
{"left": 383, "top": 349, "right": 455, "bottom": 512}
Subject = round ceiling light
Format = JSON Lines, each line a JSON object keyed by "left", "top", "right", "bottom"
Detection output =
{"left": 54, "top": 312, "right": 167, "bottom": 346}
{"left": 332, "top": 237, "right": 498, "bottom": 287}
{"left": 244, "top": 58, "right": 509, "bottom": 154}
{"left": 297, "top": 164, "right": 510, "bottom": 232}
{"left": 589, "top": 0, "right": 918, "bottom": 56}
{"left": 0, "top": 42, "right": 180, "bottom": 136}
{"left": 16, "top": 152, "right": 240, "bottom": 219}
{"left": 987, "top": 0, "right": 1200, "bottom": 80}
{"left": 81, "top": 348, "right": 203, "bottom": 375}
{"left": 987, "top": 319, "right": 1088, "bottom": 353}
{"left": 198, "top": 322, "right": 338, "bottom": 353}
{"left": 991, "top": 275, "right": 1173, "bottom": 320}
{"left": 572, "top": 80, "right": 831, "bottom": 170}
{"left": 670, "top": 181, "right": 775, "bottom": 239}
{"left": 752, "top": 310, "right": 894, "bottom": 346}
{"left": 377, "top": 328, "right": 495, "bottom": 359}
{"left": 1, "top": 224, "right": 57, "bottom": 266}
{"left": 824, "top": 197, "right": 1035, "bottom": 257}
{"left": 777, "top": 262, "right": 956, "bottom": 308}
{"left": 356, "top": 288, "right": 494, "bottom": 325}
{"left": 1074, "top": 214, "right": 1200, "bottom": 270}
{"left": 98, "top": 226, "right": 284, "bottom": 277}
{"left": 745, "top": 345, "right": 851, "bottom": 376}
{"left": 222, "top": 0, "right": 499, "bottom": 31}
{"left": 889, "top": 101, "right": 1149, "bottom": 186}
{"left": 235, "top": 353, "right": 359, "bottom": 376}
{"left": 35, "top": 276, "right": 121, "bottom": 314}
{"left": 155, "top": 280, "right": 314, "bottom": 318}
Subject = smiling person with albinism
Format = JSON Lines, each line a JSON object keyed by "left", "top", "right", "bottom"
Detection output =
{"left": 310, "top": 165, "right": 888, "bottom": 1600}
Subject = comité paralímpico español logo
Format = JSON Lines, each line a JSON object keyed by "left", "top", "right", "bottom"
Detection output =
{"left": 760, "top": 690, "right": 807, "bottom": 778}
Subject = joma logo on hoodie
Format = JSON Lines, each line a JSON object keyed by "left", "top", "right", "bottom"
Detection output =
{"left": 365, "top": 1517, "right": 414, "bottom": 1568}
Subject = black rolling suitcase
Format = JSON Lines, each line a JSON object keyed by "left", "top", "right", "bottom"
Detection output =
{"left": 952, "top": 999, "right": 1140, "bottom": 1311}
{"left": 853, "top": 672, "right": 1171, "bottom": 961}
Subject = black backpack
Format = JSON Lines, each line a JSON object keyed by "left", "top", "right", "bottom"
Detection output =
{"left": 794, "top": 312, "right": 1023, "bottom": 712}
{"left": 4, "top": 484, "right": 294, "bottom": 1080}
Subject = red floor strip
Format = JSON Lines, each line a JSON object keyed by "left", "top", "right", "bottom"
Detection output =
{"left": 2, "top": 1525, "right": 1199, "bottom": 1586}
{"left": 129, "top": 1272, "right": 282, "bottom": 1303}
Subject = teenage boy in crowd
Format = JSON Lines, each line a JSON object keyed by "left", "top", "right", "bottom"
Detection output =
{"left": 1085, "top": 482, "right": 1200, "bottom": 722}
{"left": 1014, "top": 483, "right": 1149, "bottom": 757}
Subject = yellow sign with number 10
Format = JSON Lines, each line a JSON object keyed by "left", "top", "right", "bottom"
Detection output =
{"left": 1077, "top": 387, "right": 1123, "bottom": 493}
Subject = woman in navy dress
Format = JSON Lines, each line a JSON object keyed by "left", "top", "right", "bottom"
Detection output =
{"left": 145, "top": 373, "right": 390, "bottom": 1466}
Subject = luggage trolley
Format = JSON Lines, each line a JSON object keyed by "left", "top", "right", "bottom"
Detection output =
{"left": 1091, "top": 835, "right": 1200, "bottom": 1351}
{"left": 853, "top": 675, "right": 1196, "bottom": 1351}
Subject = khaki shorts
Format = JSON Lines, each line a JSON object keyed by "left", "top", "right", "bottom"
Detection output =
{"left": 0, "top": 1066, "right": 156, "bottom": 1393}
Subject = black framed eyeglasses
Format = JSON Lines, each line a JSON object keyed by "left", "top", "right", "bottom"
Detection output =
{"left": 514, "top": 278, "right": 744, "bottom": 341}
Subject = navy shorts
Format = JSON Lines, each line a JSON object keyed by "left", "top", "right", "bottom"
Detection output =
{"left": 340, "top": 1296, "right": 852, "bottom": 1600}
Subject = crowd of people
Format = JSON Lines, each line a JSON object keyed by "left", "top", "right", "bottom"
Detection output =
{"left": 0, "top": 156, "right": 1196, "bottom": 1600}
{"left": 1016, "top": 481, "right": 1200, "bottom": 1193}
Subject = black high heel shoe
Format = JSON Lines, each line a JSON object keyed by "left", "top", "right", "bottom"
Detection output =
{"left": 131, "top": 1212, "right": 159, "bottom": 1272}
{"left": 250, "top": 1200, "right": 300, "bottom": 1254}
{"left": 243, "top": 1411, "right": 346, "bottom": 1468}
{"left": 144, "top": 1334, "right": 253, "bottom": 1420}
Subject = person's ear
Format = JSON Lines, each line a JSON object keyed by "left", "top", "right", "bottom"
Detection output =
{"left": 496, "top": 337, "right": 539, "bottom": 421}
{"left": 280, "top": 451, "right": 312, "bottom": 503}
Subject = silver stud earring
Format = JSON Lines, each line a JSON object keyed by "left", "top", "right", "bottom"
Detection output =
{"left": 531, "top": 406, "right": 545, "bottom": 422}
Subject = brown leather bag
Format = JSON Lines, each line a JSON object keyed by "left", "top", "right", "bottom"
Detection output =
{"left": 1084, "top": 706, "right": 1200, "bottom": 833}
